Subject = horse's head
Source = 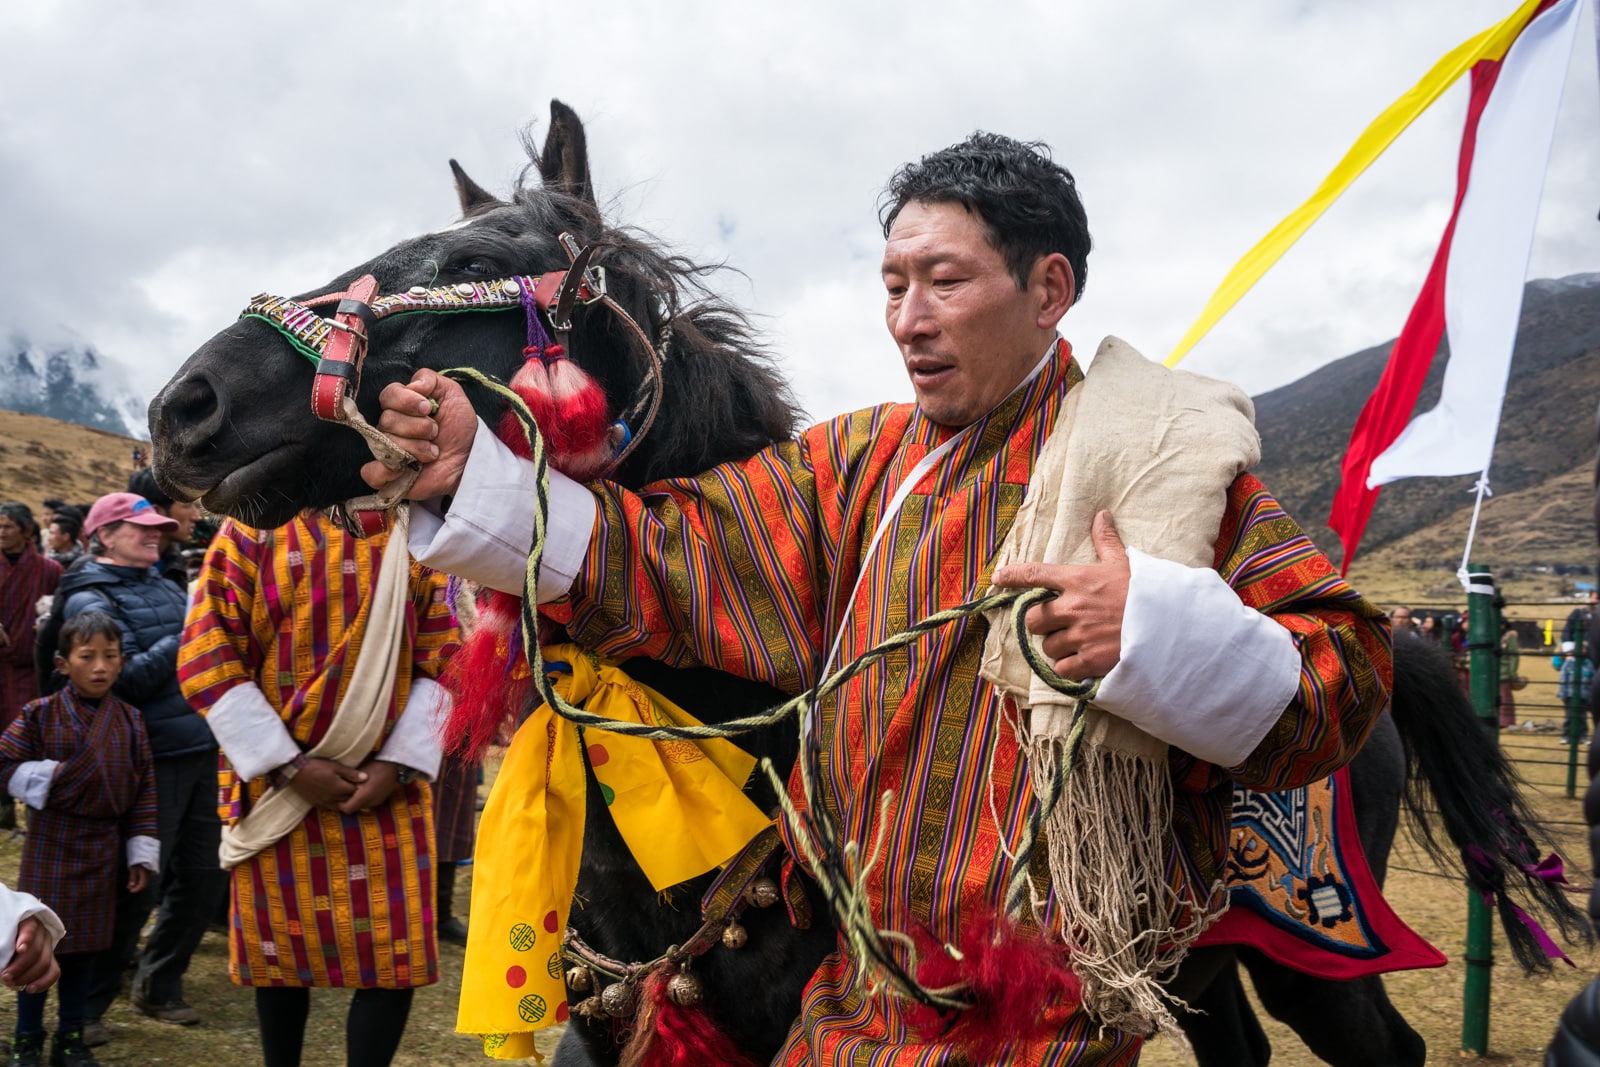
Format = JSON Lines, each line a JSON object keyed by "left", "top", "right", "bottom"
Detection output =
{"left": 149, "top": 100, "right": 799, "bottom": 529}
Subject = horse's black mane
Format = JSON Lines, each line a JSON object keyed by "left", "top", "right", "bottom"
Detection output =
{"left": 495, "top": 140, "right": 805, "bottom": 487}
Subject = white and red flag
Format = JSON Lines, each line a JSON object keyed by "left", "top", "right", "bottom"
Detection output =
{"left": 1340, "top": 0, "right": 1584, "bottom": 570}
{"left": 1165, "top": 0, "right": 1589, "bottom": 573}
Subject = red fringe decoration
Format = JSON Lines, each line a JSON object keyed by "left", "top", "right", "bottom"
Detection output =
{"left": 442, "top": 346, "right": 615, "bottom": 758}
{"left": 440, "top": 594, "right": 531, "bottom": 759}
{"left": 618, "top": 970, "right": 760, "bottom": 1067}
{"left": 904, "top": 914, "right": 1081, "bottom": 1061}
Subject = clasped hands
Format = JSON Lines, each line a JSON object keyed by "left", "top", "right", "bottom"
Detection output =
{"left": 286, "top": 758, "right": 404, "bottom": 814}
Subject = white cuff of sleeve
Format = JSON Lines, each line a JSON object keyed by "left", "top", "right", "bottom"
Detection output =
{"left": 375, "top": 675, "right": 449, "bottom": 782}
{"left": 207, "top": 683, "right": 301, "bottom": 783}
{"left": 409, "top": 417, "right": 597, "bottom": 601}
{"left": 127, "top": 835, "right": 160, "bottom": 873}
{"left": 1093, "top": 548, "right": 1302, "bottom": 768}
{"left": 8, "top": 761, "right": 58, "bottom": 810}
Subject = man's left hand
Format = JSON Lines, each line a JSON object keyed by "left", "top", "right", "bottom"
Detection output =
{"left": 339, "top": 760, "right": 401, "bottom": 814}
{"left": 991, "top": 509, "right": 1129, "bottom": 681}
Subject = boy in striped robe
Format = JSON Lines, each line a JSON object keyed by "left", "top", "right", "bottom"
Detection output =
{"left": 2, "top": 611, "right": 158, "bottom": 1067}
{"left": 177, "top": 514, "right": 458, "bottom": 1067}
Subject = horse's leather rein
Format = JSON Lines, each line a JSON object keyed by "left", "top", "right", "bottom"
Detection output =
{"left": 239, "top": 235, "right": 664, "bottom": 537}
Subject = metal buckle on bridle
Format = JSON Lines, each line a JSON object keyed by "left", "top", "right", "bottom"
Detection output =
{"left": 550, "top": 234, "right": 607, "bottom": 333}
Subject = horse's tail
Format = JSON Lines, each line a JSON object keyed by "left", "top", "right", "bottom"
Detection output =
{"left": 1388, "top": 636, "right": 1593, "bottom": 971}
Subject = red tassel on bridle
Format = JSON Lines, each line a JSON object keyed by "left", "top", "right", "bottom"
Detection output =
{"left": 442, "top": 290, "right": 614, "bottom": 758}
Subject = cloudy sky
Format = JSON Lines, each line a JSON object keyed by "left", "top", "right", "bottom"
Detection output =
{"left": 2, "top": 1, "right": 1596, "bottom": 428}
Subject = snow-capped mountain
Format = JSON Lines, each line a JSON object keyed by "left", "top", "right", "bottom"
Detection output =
{"left": 0, "top": 337, "right": 148, "bottom": 439}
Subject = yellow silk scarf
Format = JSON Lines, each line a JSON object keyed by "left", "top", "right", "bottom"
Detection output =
{"left": 457, "top": 643, "right": 772, "bottom": 1060}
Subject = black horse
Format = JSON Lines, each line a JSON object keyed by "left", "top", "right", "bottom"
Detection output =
{"left": 150, "top": 101, "right": 836, "bottom": 1066}
{"left": 149, "top": 101, "right": 1584, "bottom": 1066}
{"left": 1173, "top": 633, "right": 1590, "bottom": 1066}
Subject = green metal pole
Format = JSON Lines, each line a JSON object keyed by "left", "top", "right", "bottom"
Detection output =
{"left": 1567, "top": 618, "right": 1587, "bottom": 798}
{"left": 1461, "top": 564, "right": 1499, "bottom": 1057}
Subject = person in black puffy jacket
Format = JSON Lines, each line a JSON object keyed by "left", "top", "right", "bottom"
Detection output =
{"left": 61, "top": 494, "right": 226, "bottom": 1045}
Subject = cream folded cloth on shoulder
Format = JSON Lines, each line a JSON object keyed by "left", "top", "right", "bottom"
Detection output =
{"left": 979, "top": 335, "right": 1259, "bottom": 1036}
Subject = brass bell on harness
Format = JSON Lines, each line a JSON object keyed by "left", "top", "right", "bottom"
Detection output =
{"left": 599, "top": 981, "right": 634, "bottom": 1019}
{"left": 565, "top": 966, "right": 593, "bottom": 993}
{"left": 744, "top": 877, "right": 780, "bottom": 909}
{"left": 666, "top": 971, "right": 704, "bottom": 1008}
{"left": 721, "top": 921, "right": 748, "bottom": 950}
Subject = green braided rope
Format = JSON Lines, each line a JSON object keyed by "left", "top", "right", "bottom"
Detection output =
{"left": 240, "top": 314, "right": 324, "bottom": 367}
{"left": 438, "top": 364, "right": 1102, "bottom": 1011}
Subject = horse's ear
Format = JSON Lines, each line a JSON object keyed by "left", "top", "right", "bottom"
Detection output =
{"left": 538, "top": 99, "right": 596, "bottom": 207}
{"left": 450, "top": 159, "right": 501, "bottom": 216}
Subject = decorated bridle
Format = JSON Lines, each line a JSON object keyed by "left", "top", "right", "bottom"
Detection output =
{"left": 239, "top": 235, "right": 665, "bottom": 536}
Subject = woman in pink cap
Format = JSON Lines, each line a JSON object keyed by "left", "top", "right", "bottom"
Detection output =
{"left": 50, "top": 494, "right": 227, "bottom": 1047}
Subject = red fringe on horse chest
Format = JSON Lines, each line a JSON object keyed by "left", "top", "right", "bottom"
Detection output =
{"left": 618, "top": 970, "right": 761, "bottom": 1067}
{"left": 905, "top": 913, "right": 1082, "bottom": 1061}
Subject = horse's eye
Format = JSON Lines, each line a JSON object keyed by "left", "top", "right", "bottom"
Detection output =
{"left": 452, "top": 257, "right": 498, "bottom": 277}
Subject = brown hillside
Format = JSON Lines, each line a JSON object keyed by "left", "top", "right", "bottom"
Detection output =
{"left": 1345, "top": 461, "right": 1594, "bottom": 605}
{"left": 0, "top": 409, "right": 143, "bottom": 514}
{"left": 1253, "top": 276, "right": 1600, "bottom": 583}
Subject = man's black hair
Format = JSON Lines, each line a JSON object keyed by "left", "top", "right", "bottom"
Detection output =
{"left": 51, "top": 512, "right": 83, "bottom": 539}
{"left": 0, "top": 501, "right": 36, "bottom": 537}
{"left": 58, "top": 611, "right": 122, "bottom": 657}
{"left": 128, "top": 468, "right": 174, "bottom": 510}
{"left": 879, "top": 132, "right": 1091, "bottom": 300}
{"left": 42, "top": 499, "right": 67, "bottom": 512}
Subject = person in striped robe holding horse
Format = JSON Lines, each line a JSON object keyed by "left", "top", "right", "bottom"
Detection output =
{"left": 369, "top": 132, "right": 1392, "bottom": 1064}
{"left": 178, "top": 513, "right": 459, "bottom": 1067}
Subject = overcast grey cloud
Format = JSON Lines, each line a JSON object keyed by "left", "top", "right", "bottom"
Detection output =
{"left": 2, "top": 0, "right": 1595, "bottom": 427}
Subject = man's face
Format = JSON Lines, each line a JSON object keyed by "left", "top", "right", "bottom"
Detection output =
{"left": 1391, "top": 608, "right": 1412, "bottom": 631}
{"left": 0, "top": 516, "right": 25, "bottom": 554}
{"left": 47, "top": 523, "right": 74, "bottom": 553}
{"left": 163, "top": 500, "right": 200, "bottom": 544}
{"left": 882, "top": 201, "right": 1057, "bottom": 428}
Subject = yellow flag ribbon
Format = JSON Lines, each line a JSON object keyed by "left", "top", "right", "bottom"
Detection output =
{"left": 1165, "top": 0, "right": 1548, "bottom": 367}
{"left": 457, "top": 643, "right": 773, "bottom": 1061}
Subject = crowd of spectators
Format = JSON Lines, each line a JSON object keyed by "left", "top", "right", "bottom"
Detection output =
{"left": 0, "top": 475, "right": 479, "bottom": 1067}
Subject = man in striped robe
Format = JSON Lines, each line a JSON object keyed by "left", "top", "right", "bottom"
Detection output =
{"left": 0, "top": 504, "right": 61, "bottom": 835}
{"left": 368, "top": 134, "right": 1392, "bottom": 1064}
{"left": 177, "top": 514, "right": 459, "bottom": 1067}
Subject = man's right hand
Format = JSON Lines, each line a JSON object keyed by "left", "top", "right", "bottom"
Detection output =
{"left": 361, "top": 368, "right": 476, "bottom": 501}
{"left": 287, "top": 758, "right": 368, "bottom": 809}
